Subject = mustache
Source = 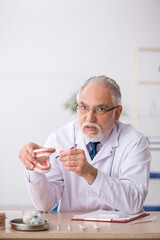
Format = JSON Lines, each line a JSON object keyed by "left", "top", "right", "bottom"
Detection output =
{"left": 81, "top": 122, "right": 102, "bottom": 132}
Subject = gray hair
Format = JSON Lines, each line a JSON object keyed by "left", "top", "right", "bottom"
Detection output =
{"left": 77, "top": 75, "right": 121, "bottom": 105}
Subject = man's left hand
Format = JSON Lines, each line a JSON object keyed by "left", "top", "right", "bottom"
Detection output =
{"left": 59, "top": 148, "right": 97, "bottom": 184}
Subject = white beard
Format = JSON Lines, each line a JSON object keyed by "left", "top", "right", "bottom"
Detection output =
{"left": 80, "top": 122, "right": 106, "bottom": 142}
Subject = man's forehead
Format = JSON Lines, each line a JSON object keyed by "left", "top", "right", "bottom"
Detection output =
{"left": 79, "top": 101, "right": 110, "bottom": 108}
{"left": 81, "top": 84, "right": 111, "bottom": 94}
{"left": 79, "top": 85, "right": 112, "bottom": 103}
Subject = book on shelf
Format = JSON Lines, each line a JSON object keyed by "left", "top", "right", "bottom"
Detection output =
{"left": 147, "top": 136, "right": 160, "bottom": 144}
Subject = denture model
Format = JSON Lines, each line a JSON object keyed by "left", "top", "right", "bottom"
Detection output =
{"left": 33, "top": 148, "right": 54, "bottom": 173}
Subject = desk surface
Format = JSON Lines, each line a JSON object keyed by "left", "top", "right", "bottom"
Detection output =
{"left": 0, "top": 210, "right": 160, "bottom": 240}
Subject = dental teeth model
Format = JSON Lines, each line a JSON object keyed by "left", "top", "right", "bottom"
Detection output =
{"left": 33, "top": 148, "right": 54, "bottom": 173}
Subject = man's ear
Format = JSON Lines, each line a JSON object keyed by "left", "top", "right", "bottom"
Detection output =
{"left": 115, "top": 105, "right": 123, "bottom": 122}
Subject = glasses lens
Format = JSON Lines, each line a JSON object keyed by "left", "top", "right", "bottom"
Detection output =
{"left": 77, "top": 104, "right": 119, "bottom": 115}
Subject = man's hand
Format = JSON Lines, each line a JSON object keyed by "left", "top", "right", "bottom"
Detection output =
{"left": 19, "top": 142, "right": 55, "bottom": 170}
{"left": 59, "top": 148, "right": 97, "bottom": 184}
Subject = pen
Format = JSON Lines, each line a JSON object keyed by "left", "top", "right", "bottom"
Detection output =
{"left": 131, "top": 216, "right": 157, "bottom": 224}
{"left": 55, "top": 147, "right": 74, "bottom": 159}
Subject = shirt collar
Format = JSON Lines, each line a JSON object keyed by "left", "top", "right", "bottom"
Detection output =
{"left": 76, "top": 121, "right": 119, "bottom": 149}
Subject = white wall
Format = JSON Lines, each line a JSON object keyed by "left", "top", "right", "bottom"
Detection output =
{"left": 0, "top": 0, "right": 160, "bottom": 208}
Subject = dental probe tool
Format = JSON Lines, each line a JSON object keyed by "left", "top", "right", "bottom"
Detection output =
{"left": 55, "top": 147, "right": 74, "bottom": 159}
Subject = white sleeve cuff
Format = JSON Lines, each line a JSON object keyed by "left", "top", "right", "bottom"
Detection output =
{"left": 90, "top": 170, "right": 103, "bottom": 197}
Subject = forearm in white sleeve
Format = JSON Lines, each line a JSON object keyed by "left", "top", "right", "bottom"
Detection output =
{"left": 25, "top": 168, "right": 42, "bottom": 184}
{"left": 25, "top": 159, "right": 64, "bottom": 212}
{"left": 28, "top": 174, "right": 62, "bottom": 212}
{"left": 90, "top": 137, "right": 151, "bottom": 214}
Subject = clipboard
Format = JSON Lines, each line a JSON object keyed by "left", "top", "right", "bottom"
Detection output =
{"left": 72, "top": 210, "right": 150, "bottom": 223}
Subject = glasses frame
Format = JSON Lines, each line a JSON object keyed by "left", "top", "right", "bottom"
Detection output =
{"left": 76, "top": 104, "right": 120, "bottom": 115}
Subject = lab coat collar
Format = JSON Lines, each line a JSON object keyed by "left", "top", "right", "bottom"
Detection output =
{"left": 75, "top": 122, "right": 119, "bottom": 163}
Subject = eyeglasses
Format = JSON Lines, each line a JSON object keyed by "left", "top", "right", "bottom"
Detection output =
{"left": 76, "top": 104, "right": 119, "bottom": 115}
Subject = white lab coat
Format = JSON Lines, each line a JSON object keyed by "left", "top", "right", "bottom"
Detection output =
{"left": 26, "top": 120, "right": 151, "bottom": 214}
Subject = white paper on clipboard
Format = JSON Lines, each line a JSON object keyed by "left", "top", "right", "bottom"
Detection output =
{"left": 72, "top": 210, "right": 149, "bottom": 223}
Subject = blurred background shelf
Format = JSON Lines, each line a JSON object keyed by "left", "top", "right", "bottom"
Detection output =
{"left": 132, "top": 48, "right": 160, "bottom": 211}
{"left": 143, "top": 139, "right": 160, "bottom": 211}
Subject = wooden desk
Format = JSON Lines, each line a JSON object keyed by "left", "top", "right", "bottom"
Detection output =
{"left": 0, "top": 210, "right": 160, "bottom": 240}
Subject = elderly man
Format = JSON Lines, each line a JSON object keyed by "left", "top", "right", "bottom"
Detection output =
{"left": 19, "top": 75, "right": 151, "bottom": 214}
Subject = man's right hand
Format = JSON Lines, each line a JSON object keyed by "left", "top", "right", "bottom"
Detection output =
{"left": 19, "top": 142, "right": 43, "bottom": 170}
